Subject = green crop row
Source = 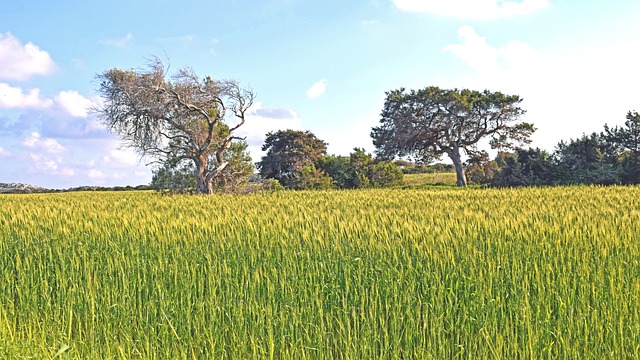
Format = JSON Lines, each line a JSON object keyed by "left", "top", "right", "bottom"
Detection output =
{"left": 1, "top": 186, "right": 639, "bottom": 358}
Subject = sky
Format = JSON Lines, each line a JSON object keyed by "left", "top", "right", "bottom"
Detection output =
{"left": 1, "top": 0, "right": 639, "bottom": 189}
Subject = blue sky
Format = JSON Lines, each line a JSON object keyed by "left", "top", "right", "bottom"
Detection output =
{"left": 1, "top": 0, "right": 639, "bottom": 188}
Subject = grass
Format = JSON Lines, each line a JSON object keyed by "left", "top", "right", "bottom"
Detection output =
{"left": 1, "top": 186, "right": 639, "bottom": 358}
{"left": 403, "top": 172, "right": 458, "bottom": 186}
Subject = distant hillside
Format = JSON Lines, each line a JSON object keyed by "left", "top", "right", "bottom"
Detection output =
{"left": 0, "top": 182, "right": 49, "bottom": 193}
{"left": 0, "top": 183, "right": 152, "bottom": 194}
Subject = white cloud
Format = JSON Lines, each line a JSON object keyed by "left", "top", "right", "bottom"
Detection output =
{"left": 57, "top": 167, "right": 76, "bottom": 177}
{"left": 55, "top": 90, "right": 93, "bottom": 117}
{"left": 443, "top": 25, "right": 550, "bottom": 75}
{"left": 22, "top": 132, "right": 65, "bottom": 153}
{"left": 236, "top": 102, "right": 305, "bottom": 160}
{"left": 87, "top": 169, "right": 106, "bottom": 180}
{"left": 102, "top": 149, "right": 140, "bottom": 168}
{"left": 26, "top": 152, "right": 75, "bottom": 176}
{"left": 0, "top": 83, "right": 54, "bottom": 109}
{"left": 243, "top": 102, "right": 303, "bottom": 135}
{"left": 443, "top": 26, "right": 499, "bottom": 72}
{"left": 392, "top": 0, "right": 549, "bottom": 20}
{"left": 2, "top": 134, "right": 152, "bottom": 188}
{"left": 441, "top": 26, "right": 640, "bottom": 151}
{"left": 100, "top": 33, "right": 134, "bottom": 48}
{"left": 307, "top": 79, "right": 328, "bottom": 99}
{"left": 29, "top": 153, "right": 58, "bottom": 172}
{"left": 0, "top": 32, "right": 57, "bottom": 81}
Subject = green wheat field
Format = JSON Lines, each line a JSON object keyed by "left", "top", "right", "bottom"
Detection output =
{"left": 1, "top": 186, "right": 639, "bottom": 358}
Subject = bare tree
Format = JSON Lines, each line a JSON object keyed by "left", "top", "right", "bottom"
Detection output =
{"left": 95, "top": 58, "right": 255, "bottom": 194}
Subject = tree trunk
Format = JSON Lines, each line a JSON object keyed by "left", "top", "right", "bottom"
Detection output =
{"left": 196, "top": 175, "right": 212, "bottom": 195}
{"left": 194, "top": 157, "right": 213, "bottom": 195}
{"left": 447, "top": 149, "right": 467, "bottom": 186}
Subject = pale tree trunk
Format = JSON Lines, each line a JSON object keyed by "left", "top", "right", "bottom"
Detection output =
{"left": 194, "top": 157, "right": 213, "bottom": 195}
{"left": 447, "top": 149, "right": 467, "bottom": 186}
{"left": 194, "top": 155, "right": 230, "bottom": 195}
{"left": 196, "top": 174, "right": 212, "bottom": 194}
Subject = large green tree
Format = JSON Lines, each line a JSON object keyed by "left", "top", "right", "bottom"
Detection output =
{"left": 95, "top": 58, "right": 255, "bottom": 194}
{"left": 371, "top": 86, "right": 535, "bottom": 186}
{"left": 257, "top": 130, "right": 330, "bottom": 189}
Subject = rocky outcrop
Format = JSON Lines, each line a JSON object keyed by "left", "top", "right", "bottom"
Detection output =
{"left": 0, "top": 182, "right": 50, "bottom": 193}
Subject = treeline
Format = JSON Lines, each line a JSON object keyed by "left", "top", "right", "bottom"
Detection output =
{"left": 468, "top": 111, "right": 640, "bottom": 187}
{"left": 151, "top": 130, "right": 405, "bottom": 193}
{"left": 256, "top": 130, "right": 403, "bottom": 190}
{"left": 150, "top": 110, "right": 639, "bottom": 193}
{"left": 96, "top": 60, "right": 638, "bottom": 194}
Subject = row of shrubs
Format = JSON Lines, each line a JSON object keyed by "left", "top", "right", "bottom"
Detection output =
{"left": 467, "top": 112, "right": 640, "bottom": 187}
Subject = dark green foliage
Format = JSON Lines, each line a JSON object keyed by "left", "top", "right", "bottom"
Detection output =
{"left": 151, "top": 140, "right": 254, "bottom": 193}
{"left": 552, "top": 133, "right": 620, "bottom": 185}
{"left": 368, "top": 161, "right": 404, "bottom": 187}
{"left": 491, "top": 149, "right": 553, "bottom": 187}
{"left": 320, "top": 148, "right": 404, "bottom": 189}
{"left": 605, "top": 111, "right": 640, "bottom": 184}
{"left": 151, "top": 161, "right": 197, "bottom": 193}
{"left": 488, "top": 110, "right": 640, "bottom": 187}
{"left": 210, "top": 141, "right": 255, "bottom": 193}
{"left": 348, "top": 148, "right": 374, "bottom": 188}
{"left": 257, "top": 130, "right": 331, "bottom": 189}
{"left": 321, "top": 155, "right": 352, "bottom": 188}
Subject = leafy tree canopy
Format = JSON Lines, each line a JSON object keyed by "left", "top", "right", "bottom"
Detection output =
{"left": 371, "top": 86, "right": 534, "bottom": 186}
{"left": 257, "top": 130, "right": 329, "bottom": 189}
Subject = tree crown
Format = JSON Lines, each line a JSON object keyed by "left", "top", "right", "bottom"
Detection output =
{"left": 371, "top": 86, "right": 534, "bottom": 162}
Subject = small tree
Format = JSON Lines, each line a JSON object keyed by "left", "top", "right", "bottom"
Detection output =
{"left": 257, "top": 130, "right": 329, "bottom": 189}
{"left": 320, "top": 148, "right": 404, "bottom": 189}
{"left": 491, "top": 148, "right": 553, "bottom": 187}
{"left": 95, "top": 58, "right": 255, "bottom": 194}
{"left": 150, "top": 140, "right": 253, "bottom": 194}
{"left": 210, "top": 140, "right": 254, "bottom": 193}
{"left": 320, "top": 155, "right": 351, "bottom": 188}
{"left": 297, "top": 164, "right": 334, "bottom": 190}
{"left": 371, "top": 86, "right": 534, "bottom": 186}
{"left": 150, "top": 160, "right": 197, "bottom": 193}
{"left": 368, "top": 161, "right": 404, "bottom": 187}
{"left": 465, "top": 152, "right": 495, "bottom": 185}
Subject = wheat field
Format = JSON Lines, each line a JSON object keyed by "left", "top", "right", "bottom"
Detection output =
{"left": 1, "top": 186, "right": 639, "bottom": 358}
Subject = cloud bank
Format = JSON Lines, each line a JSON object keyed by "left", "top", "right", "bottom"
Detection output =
{"left": 442, "top": 25, "right": 640, "bottom": 151}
